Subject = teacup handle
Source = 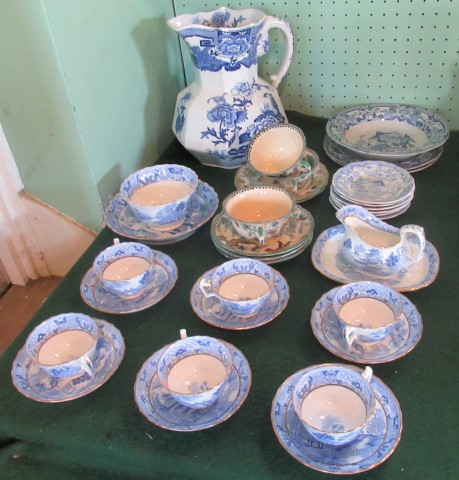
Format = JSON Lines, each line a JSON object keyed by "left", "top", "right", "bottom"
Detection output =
{"left": 401, "top": 225, "right": 426, "bottom": 265}
{"left": 361, "top": 366, "right": 373, "bottom": 382}
{"left": 344, "top": 326, "right": 358, "bottom": 347}
{"left": 199, "top": 278, "right": 218, "bottom": 299}
{"left": 257, "top": 16, "right": 294, "bottom": 89}
{"left": 81, "top": 357, "right": 94, "bottom": 377}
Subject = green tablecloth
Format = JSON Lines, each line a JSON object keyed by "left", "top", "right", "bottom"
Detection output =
{"left": 1, "top": 112, "right": 458, "bottom": 479}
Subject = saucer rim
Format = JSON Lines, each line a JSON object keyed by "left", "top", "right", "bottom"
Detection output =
{"left": 311, "top": 225, "right": 440, "bottom": 292}
{"left": 190, "top": 267, "right": 290, "bottom": 330}
{"left": 104, "top": 180, "right": 218, "bottom": 245}
{"left": 11, "top": 319, "right": 125, "bottom": 403}
{"left": 211, "top": 205, "right": 314, "bottom": 258}
{"left": 271, "top": 363, "right": 403, "bottom": 475}
{"left": 310, "top": 287, "right": 423, "bottom": 364}
{"left": 79, "top": 252, "right": 178, "bottom": 314}
{"left": 134, "top": 341, "right": 251, "bottom": 432}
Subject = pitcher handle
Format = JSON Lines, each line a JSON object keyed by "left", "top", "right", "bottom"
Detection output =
{"left": 401, "top": 225, "right": 426, "bottom": 264}
{"left": 258, "top": 16, "right": 294, "bottom": 89}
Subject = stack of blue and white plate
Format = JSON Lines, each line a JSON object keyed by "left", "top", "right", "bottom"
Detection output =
{"left": 329, "top": 161, "right": 415, "bottom": 219}
{"left": 324, "top": 104, "right": 450, "bottom": 172}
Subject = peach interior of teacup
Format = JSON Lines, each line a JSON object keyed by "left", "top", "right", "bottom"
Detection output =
{"left": 249, "top": 126, "right": 304, "bottom": 174}
{"left": 102, "top": 256, "right": 150, "bottom": 282}
{"left": 218, "top": 273, "right": 270, "bottom": 301}
{"left": 226, "top": 188, "right": 293, "bottom": 223}
{"left": 339, "top": 297, "right": 396, "bottom": 328}
{"left": 301, "top": 385, "right": 367, "bottom": 432}
{"left": 167, "top": 354, "right": 228, "bottom": 394}
{"left": 38, "top": 330, "right": 95, "bottom": 366}
{"left": 129, "top": 180, "right": 194, "bottom": 207}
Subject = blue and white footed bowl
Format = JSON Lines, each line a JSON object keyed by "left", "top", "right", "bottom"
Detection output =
{"left": 93, "top": 241, "right": 155, "bottom": 299}
{"left": 25, "top": 313, "right": 99, "bottom": 379}
{"left": 333, "top": 281, "right": 404, "bottom": 345}
{"left": 199, "top": 258, "right": 276, "bottom": 317}
{"left": 120, "top": 164, "right": 199, "bottom": 229}
{"left": 222, "top": 186, "right": 295, "bottom": 244}
{"left": 157, "top": 335, "right": 233, "bottom": 409}
{"left": 292, "top": 364, "right": 376, "bottom": 446}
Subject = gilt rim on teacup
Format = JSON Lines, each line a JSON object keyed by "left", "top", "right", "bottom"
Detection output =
{"left": 247, "top": 124, "right": 307, "bottom": 177}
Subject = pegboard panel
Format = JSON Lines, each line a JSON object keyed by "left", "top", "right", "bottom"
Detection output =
{"left": 172, "top": 0, "right": 459, "bottom": 129}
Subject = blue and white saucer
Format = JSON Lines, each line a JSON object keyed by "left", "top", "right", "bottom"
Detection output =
{"left": 104, "top": 181, "right": 218, "bottom": 245}
{"left": 190, "top": 267, "right": 290, "bottom": 330}
{"left": 11, "top": 319, "right": 125, "bottom": 403}
{"left": 80, "top": 251, "right": 178, "bottom": 314}
{"left": 323, "top": 134, "right": 443, "bottom": 173}
{"left": 134, "top": 342, "right": 251, "bottom": 432}
{"left": 311, "top": 287, "right": 423, "bottom": 363}
{"left": 311, "top": 225, "right": 440, "bottom": 292}
{"left": 271, "top": 365, "right": 402, "bottom": 474}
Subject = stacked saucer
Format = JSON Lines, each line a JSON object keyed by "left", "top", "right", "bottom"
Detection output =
{"left": 325, "top": 103, "right": 449, "bottom": 169}
{"left": 329, "top": 161, "right": 415, "bottom": 219}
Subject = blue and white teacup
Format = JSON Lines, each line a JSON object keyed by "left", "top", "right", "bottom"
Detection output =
{"left": 157, "top": 330, "right": 233, "bottom": 409}
{"left": 93, "top": 240, "right": 155, "bottom": 299}
{"left": 120, "top": 164, "right": 199, "bottom": 230}
{"left": 25, "top": 313, "right": 99, "bottom": 378}
{"left": 222, "top": 186, "right": 295, "bottom": 244}
{"left": 292, "top": 364, "right": 375, "bottom": 446}
{"left": 199, "top": 259, "right": 276, "bottom": 318}
{"left": 332, "top": 281, "right": 404, "bottom": 346}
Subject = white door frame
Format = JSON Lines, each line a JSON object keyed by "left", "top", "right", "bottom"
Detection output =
{"left": 0, "top": 122, "right": 49, "bottom": 285}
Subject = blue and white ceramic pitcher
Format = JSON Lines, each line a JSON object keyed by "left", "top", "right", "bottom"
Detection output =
{"left": 168, "top": 7, "right": 294, "bottom": 168}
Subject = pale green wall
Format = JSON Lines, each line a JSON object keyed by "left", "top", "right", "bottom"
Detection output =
{"left": 0, "top": 0, "right": 184, "bottom": 231}
{"left": 1, "top": 0, "right": 457, "bottom": 232}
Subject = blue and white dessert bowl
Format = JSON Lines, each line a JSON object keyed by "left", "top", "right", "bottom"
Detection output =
{"left": 157, "top": 332, "right": 234, "bottom": 409}
{"left": 198, "top": 258, "right": 276, "bottom": 317}
{"left": 222, "top": 186, "right": 295, "bottom": 244}
{"left": 120, "top": 164, "right": 199, "bottom": 230}
{"left": 25, "top": 313, "right": 99, "bottom": 379}
{"left": 332, "top": 281, "right": 404, "bottom": 346}
{"left": 93, "top": 241, "right": 156, "bottom": 299}
{"left": 292, "top": 364, "right": 376, "bottom": 446}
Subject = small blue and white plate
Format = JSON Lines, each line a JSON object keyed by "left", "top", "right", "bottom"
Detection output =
{"left": 11, "top": 319, "right": 125, "bottom": 403}
{"left": 104, "top": 180, "right": 218, "bottom": 245}
{"left": 134, "top": 342, "right": 251, "bottom": 431}
{"left": 311, "top": 225, "right": 440, "bottom": 292}
{"left": 190, "top": 267, "right": 290, "bottom": 330}
{"left": 326, "top": 104, "right": 449, "bottom": 160}
{"left": 80, "top": 251, "right": 178, "bottom": 314}
{"left": 323, "top": 134, "right": 443, "bottom": 173}
{"left": 311, "top": 287, "right": 423, "bottom": 363}
{"left": 271, "top": 365, "right": 402, "bottom": 474}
